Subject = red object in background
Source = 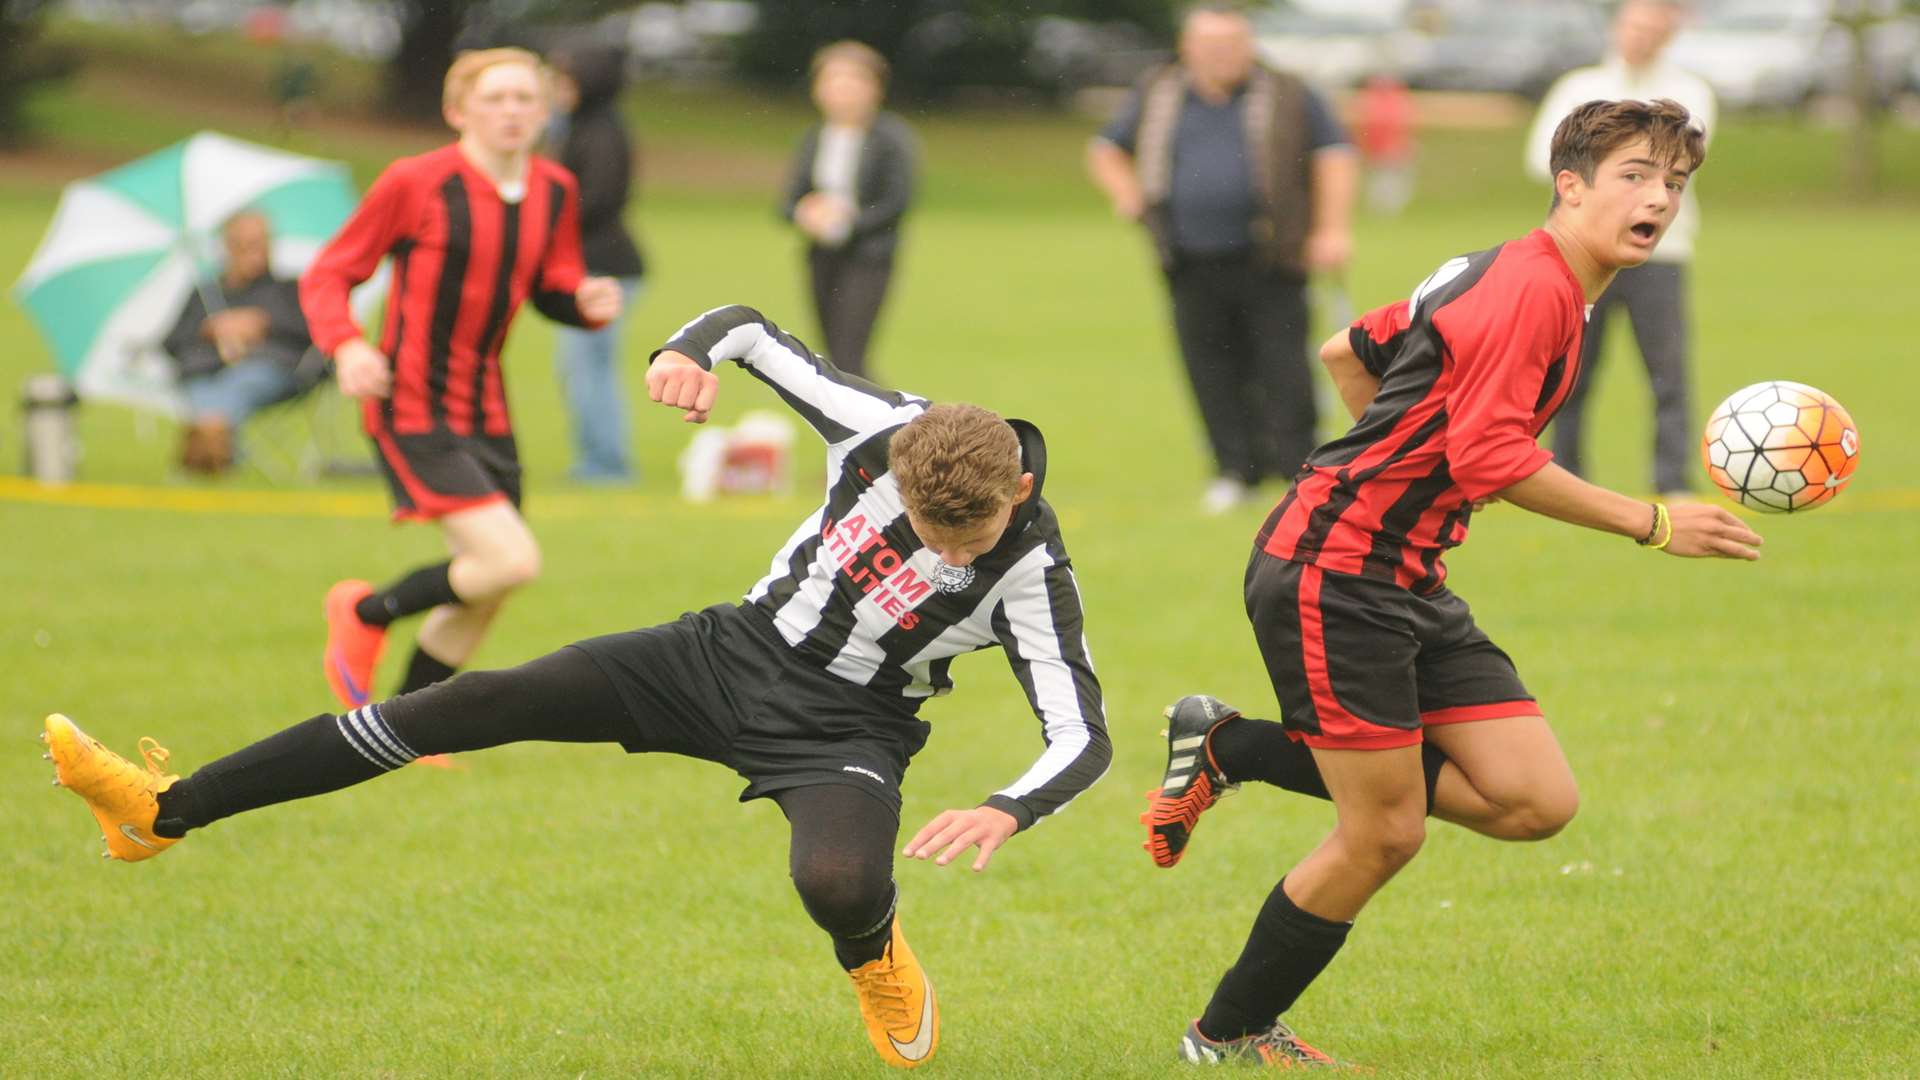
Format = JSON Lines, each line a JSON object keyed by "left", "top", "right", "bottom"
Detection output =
{"left": 719, "top": 441, "right": 790, "bottom": 495}
{"left": 244, "top": 6, "right": 288, "bottom": 44}
{"left": 1356, "top": 75, "right": 1415, "bottom": 164}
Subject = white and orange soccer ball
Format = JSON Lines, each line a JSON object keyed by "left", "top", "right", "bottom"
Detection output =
{"left": 1701, "top": 381, "right": 1859, "bottom": 512}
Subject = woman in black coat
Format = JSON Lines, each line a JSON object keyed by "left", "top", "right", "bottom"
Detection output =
{"left": 550, "top": 44, "right": 646, "bottom": 482}
{"left": 780, "top": 41, "right": 917, "bottom": 381}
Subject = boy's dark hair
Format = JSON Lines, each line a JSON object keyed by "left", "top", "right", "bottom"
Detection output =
{"left": 1548, "top": 98, "right": 1707, "bottom": 209}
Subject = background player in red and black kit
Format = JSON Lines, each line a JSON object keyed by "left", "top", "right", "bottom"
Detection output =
{"left": 1141, "top": 99, "right": 1765, "bottom": 1067}
{"left": 301, "top": 48, "right": 622, "bottom": 711}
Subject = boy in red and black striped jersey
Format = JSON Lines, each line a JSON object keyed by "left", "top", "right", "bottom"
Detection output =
{"left": 300, "top": 48, "right": 622, "bottom": 712}
{"left": 1146, "top": 99, "right": 1765, "bottom": 1067}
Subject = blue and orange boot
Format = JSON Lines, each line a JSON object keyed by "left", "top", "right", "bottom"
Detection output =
{"left": 323, "top": 579, "right": 387, "bottom": 710}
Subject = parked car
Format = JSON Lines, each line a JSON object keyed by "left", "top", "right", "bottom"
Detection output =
{"left": 1401, "top": 0, "right": 1606, "bottom": 99}
{"left": 1667, "top": 0, "right": 1834, "bottom": 109}
{"left": 1027, "top": 16, "right": 1163, "bottom": 96}
{"left": 1253, "top": 3, "right": 1414, "bottom": 90}
{"left": 1668, "top": 0, "right": 1916, "bottom": 111}
{"left": 622, "top": 0, "right": 757, "bottom": 80}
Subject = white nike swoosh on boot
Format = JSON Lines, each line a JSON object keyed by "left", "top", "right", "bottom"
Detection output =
{"left": 886, "top": 977, "right": 936, "bottom": 1060}
{"left": 119, "top": 823, "right": 158, "bottom": 850}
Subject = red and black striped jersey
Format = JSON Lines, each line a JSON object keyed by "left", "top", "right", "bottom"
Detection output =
{"left": 1258, "top": 229, "right": 1589, "bottom": 593}
{"left": 301, "top": 144, "right": 597, "bottom": 438}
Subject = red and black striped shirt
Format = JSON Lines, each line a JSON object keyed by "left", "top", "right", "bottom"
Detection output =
{"left": 301, "top": 144, "right": 597, "bottom": 438}
{"left": 1258, "top": 229, "right": 1589, "bottom": 593}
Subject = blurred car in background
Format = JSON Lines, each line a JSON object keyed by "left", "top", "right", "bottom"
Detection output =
{"left": 1027, "top": 15, "right": 1163, "bottom": 97}
{"left": 622, "top": 0, "right": 757, "bottom": 80}
{"left": 1668, "top": 0, "right": 1919, "bottom": 111}
{"left": 1400, "top": 0, "right": 1606, "bottom": 99}
{"left": 286, "top": 0, "right": 401, "bottom": 60}
{"left": 1252, "top": 1, "right": 1416, "bottom": 90}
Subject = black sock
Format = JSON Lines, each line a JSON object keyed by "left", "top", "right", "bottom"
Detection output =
{"left": 355, "top": 562, "right": 460, "bottom": 627}
{"left": 1209, "top": 717, "right": 1328, "bottom": 800}
{"left": 833, "top": 901, "right": 896, "bottom": 969}
{"left": 396, "top": 645, "right": 458, "bottom": 695}
{"left": 1208, "top": 717, "right": 1451, "bottom": 814}
{"left": 771, "top": 784, "right": 901, "bottom": 970}
{"left": 150, "top": 649, "right": 633, "bottom": 839}
{"left": 1198, "top": 876, "right": 1352, "bottom": 1041}
{"left": 152, "top": 706, "right": 416, "bottom": 837}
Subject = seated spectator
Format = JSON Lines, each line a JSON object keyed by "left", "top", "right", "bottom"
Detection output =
{"left": 162, "top": 210, "right": 316, "bottom": 473}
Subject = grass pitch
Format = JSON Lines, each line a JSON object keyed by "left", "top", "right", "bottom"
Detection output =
{"left": 2, "top": 29, "right": 1916, "bottom": 1078}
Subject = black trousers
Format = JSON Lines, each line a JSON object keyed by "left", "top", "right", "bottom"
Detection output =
{"left": 1165, "top": 253, "right": 1317, "bottom": 485}
{"left": 807, "top": 246, "right": 895, "bottom": 380}
{"left": 1550, "top": 262, "right": 1694, "bottom": 494}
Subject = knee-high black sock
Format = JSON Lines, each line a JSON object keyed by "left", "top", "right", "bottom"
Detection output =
{"left": 1209, "top": 717, "right": 1451, "bottom": 813}
{"left": 152, "top": 705, "right": 412, "bottom": 837}
{"left": 152, "top": 647, "right": 631, "bottom": 838}
{"left": 355, "top": 561, "right": 460, "bottom": 627}
{"left": 1198, "top": 876, "right": 1352, "bottom": 1041}
{"left": 396, "top": 644, "right": 458, "bottom": 695}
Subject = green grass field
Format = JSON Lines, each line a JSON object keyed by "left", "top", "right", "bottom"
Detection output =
{"left": 3, "top": 30, "right": 1917, "bottom": 1078}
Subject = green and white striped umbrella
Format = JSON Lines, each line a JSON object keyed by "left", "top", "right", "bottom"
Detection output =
{"left": 10, "top": 131, "right": 360, "bottom": 412}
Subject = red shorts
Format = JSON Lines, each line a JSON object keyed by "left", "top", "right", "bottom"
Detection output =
{"left": 1244, "top": 551, "right": 1540, "bottom": 750}
{"left": 370, "top": 430, "right": 522, "bottom": 522}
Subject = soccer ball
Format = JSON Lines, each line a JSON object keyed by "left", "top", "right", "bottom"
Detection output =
{"left": 1701, "top": 381, "right": 1859, "bottom": 512}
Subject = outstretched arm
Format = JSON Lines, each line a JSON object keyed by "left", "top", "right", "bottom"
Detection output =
{"left": 1496, "top": 463, "right": 1763, "bottom": 559}
{"left": 649, "top": 305, "right": 926, "bottom": 439}
{"left": 904, "top": 551, "right": 1110, "bottom": 872}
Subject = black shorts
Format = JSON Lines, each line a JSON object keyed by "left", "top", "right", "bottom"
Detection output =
{"left": 1244, "top": 550, "right": 1539, "bottom": 750}
{"left": 370, "top": 430, "right": 523, "bottom": 522}
{"left": 569, "top": 603, "right": 931, "bottom": 813}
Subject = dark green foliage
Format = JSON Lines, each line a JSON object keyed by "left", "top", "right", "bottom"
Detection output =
{"left": 0, "top": 0, "right": 79, "bottom": 146}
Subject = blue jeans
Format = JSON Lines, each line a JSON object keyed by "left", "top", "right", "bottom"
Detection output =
{"left": 180, "top": 357, "right": 303, "bottom": 427}
{"left": 554, "top": 278, "right": 641, "bottom": 481}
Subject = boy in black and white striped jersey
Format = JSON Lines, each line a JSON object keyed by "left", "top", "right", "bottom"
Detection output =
{"left": 45, "top": 304, "right": 1109, "bottom": 1071}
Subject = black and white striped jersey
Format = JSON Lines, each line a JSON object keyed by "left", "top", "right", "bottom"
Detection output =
{"left": 656, "top": 305, "right": 1110, "bottom": 829}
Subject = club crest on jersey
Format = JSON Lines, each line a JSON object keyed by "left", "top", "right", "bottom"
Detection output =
{"left": 821, "top": 513, "right": 935, "bottom": 629}
{"left": 932, "top": 562, "right": 975, "bottom": 593}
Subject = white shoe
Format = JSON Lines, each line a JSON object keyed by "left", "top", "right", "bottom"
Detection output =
{"left": 1201, "top": 478, "right": 1248, "bottom": 515}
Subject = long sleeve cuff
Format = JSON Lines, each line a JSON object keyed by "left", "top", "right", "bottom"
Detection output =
{"left": 981, "top": 794, "right": 1037, "bottom": 833}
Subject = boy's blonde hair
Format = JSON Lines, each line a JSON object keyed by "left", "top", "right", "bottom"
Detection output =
{"left": 889, "top": 404, "right": 1023, "bottom": 529}
{"left": 443, "top": 47, "right": 547, "bottom": 112}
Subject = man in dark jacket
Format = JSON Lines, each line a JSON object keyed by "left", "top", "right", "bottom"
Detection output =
{"left": 781, "top": 40, "right": 917, "bottom": 381}
{"left": 550, "top": 44, "right": 646, "bottom": 482}
{"left": 162, "top": 210, "right": 316, "bottom": 473}
{"left": 1088, "top": 4, "right": 1357, "bottom": 514}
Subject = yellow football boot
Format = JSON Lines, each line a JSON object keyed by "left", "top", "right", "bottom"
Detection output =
{"left": 847, "top": 919, "right": 939, "bottom": 1068}
{"left": 42, "top": 713, "right": 179, "bottom": 862}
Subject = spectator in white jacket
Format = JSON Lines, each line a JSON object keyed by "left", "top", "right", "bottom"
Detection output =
{"left": 1525, "top": 0, "right": 1716, "bottom": 497}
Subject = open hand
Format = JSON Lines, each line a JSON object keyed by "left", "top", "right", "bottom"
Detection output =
{"left": 1663, "top": 501, "right": 1763, "bottom": 560}
{"left": 646, "top": 349, "right": 719, "bottom": 423}
{"left": 903, "top": 806, "right": 1018, "bottom": 873}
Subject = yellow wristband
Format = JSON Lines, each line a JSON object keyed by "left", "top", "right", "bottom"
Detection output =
{"left": 1650, "top": 502, "right": 1674, "bottom": 551}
